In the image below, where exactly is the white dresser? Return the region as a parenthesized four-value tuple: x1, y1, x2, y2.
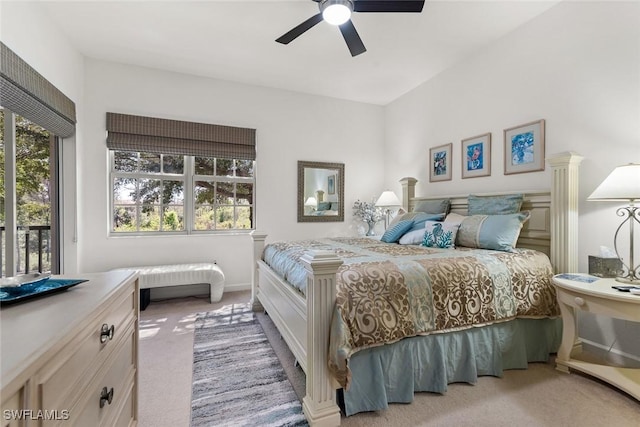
(1, 270, 139, 427)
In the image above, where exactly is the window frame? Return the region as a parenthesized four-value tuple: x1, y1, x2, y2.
(108, 150, 255, 236)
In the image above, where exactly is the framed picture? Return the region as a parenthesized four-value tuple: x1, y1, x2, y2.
(503, 119, 545, 175)
(429, 143, 452, 182)
(327, 174, 336, 195)
(461, 133, 491, 179)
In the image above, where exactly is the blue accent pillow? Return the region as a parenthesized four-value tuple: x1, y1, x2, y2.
(317, 202, 332, 211)
(421, 221, 459, 249)
(456, 212, 530, 252)
(468, 194, 523, 215)
(413, 199, 451, 215)
(408, 212, 446, 231)
(380, 220, 414, 243)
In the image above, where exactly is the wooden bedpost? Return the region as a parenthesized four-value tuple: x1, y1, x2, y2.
(547, 152, 584, 274)
(300, 251, 343, 427)
(399, 177, 417, 212)
(250, 230, 268, 312)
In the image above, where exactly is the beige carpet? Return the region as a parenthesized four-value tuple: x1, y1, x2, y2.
(139, 291, 640, 427)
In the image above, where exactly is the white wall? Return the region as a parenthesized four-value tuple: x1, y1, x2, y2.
(81, 60, 384, 289)
(0, 1, 85, 274)
(383, 1, 640, 358)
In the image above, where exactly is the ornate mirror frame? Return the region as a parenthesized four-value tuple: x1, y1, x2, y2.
(297, 161, 345, 222)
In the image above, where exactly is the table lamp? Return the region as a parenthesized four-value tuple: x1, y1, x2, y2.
(305, 196, 318, 213)
(375, 190, 401, 229)
(587, 163, 640, 284)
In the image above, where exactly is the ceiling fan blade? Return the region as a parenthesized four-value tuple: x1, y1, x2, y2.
(353, 0, 425, 13)
(276, 13, 324, 44)
(339, 20, 366, 57)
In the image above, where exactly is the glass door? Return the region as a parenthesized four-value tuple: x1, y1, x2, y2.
(1, 108, 60, 276)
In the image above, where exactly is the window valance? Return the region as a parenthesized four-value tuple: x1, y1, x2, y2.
(0, 42, 76, 138)
(106, 112, 256, 160)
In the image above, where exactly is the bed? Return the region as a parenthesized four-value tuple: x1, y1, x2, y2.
(250, 152, 582, 426)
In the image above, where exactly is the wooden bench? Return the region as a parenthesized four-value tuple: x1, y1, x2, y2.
(113, 263, 224, 309)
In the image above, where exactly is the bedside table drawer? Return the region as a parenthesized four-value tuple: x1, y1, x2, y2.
(556, 288, 639, 320)
(557, 290, 593, 310)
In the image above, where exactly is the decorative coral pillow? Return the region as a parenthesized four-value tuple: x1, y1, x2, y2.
(421, 221, 459, 249)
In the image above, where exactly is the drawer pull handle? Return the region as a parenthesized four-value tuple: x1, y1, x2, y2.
(99, 387, 114, 408)
(574, 297, 585, 307)
(100, 324, 115, 343)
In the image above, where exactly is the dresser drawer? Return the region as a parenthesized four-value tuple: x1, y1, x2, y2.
(2, 388, 24, 427)
(36, 285, 135, 413)
(68, 325, 136, 427)
(112, 381, 136, 427)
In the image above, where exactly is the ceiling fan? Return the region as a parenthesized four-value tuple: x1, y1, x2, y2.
(276, 0, 425, 57)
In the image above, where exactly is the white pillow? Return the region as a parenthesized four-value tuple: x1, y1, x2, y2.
(398, 226, 426, 245)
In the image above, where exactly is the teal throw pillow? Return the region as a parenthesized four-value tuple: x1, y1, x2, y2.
(380, 220, 414, 243)
(421, 221, 459, 249)
(456, 212, 530, 252)
(468, 194, 523, 215)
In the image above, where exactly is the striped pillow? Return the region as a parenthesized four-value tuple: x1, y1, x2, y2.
(380, 220, 414, 243)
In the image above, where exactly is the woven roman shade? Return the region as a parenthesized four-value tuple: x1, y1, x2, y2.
(106, 113, 256, 160)
(0, 42, 76, 138)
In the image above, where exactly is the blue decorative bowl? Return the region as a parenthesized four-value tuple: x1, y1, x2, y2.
(0, 275, 87, 306)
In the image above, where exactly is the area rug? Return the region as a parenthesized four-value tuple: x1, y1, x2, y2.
(190, 303, 308, 427)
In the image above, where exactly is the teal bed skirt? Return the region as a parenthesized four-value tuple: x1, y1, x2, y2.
(343, 317, 562, 416)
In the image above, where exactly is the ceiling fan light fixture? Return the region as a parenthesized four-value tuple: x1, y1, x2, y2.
(321, 0, 353, 26)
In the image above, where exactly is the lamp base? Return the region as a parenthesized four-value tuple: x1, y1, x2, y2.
(615, 276, 640, 285)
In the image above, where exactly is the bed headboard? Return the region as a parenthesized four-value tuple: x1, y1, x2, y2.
(398, 152, 584, 274)
(408, 191, 551, 256)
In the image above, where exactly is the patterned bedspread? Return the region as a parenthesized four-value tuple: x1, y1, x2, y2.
(262, 237, 559, 389)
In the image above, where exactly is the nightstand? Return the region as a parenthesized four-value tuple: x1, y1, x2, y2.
(552, 274, 640, 400)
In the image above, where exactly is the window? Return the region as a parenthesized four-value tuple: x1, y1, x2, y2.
(111, 151, 254, 233)
(106, 112, 257, 235)
(193, 157, 254, 231)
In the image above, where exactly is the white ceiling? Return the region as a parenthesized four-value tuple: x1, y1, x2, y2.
(38, 0, 560, 105)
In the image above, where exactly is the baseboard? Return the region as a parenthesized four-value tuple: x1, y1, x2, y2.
(150, 282, 250, 301)
(223, 282, 251, 293)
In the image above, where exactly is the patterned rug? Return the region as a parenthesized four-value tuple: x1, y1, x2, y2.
(190, 303, 308, 427)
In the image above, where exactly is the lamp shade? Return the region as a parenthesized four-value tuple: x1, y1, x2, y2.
(587, 163, 640, 201)
(305, 197, 318, 207)
(375, 191, 401, 207)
